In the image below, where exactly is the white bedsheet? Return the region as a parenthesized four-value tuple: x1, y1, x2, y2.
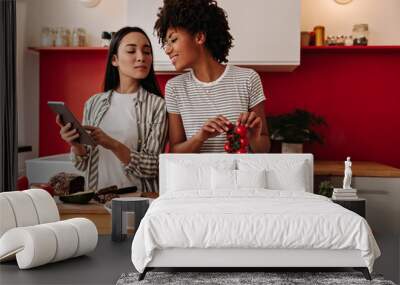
(131, 190, 380, 273)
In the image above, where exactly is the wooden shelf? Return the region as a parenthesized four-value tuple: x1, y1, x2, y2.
(28, 46, 108, 52)
(315, 161, 400, 178)
(301, 45, 400, 53)
(30, 45, 400, 52)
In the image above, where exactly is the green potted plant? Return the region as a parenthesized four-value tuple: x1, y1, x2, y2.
(318, 180, 334, 198)
(267, 109, 327, 153)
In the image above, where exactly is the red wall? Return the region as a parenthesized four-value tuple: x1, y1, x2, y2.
(261, 47, 400, 168)
(38, 47, 400, 168)
(39, 49, 106, 156)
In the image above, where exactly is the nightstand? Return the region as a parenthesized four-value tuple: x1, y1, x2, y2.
(332, 198, 366, 218)
(111, 197, 151, 242)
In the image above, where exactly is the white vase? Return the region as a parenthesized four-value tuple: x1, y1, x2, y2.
(281, 142, 303, 153)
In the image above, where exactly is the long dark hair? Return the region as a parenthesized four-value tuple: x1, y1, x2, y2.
(103, 27, 162, 97)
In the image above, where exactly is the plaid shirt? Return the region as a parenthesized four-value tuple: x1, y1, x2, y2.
(71, 87, 168, 193)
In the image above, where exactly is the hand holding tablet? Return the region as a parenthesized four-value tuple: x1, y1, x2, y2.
(48, 101, 96, 147)
(82, 125, 118, 150)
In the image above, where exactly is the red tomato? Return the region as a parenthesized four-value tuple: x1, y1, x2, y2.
(224, 142, 232, 153)
(235, 125, 247, 137)
(240, 137, 248, 147)
(236, 147, 247, 154)
(227, 122, 234, 131)
(17, 176, 29, 190)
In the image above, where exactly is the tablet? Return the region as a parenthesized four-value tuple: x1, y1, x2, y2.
(48, 101, 96, 146)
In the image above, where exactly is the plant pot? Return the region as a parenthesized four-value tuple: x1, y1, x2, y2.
(270, 140, 282, 153)
(281, 142, 303, 153)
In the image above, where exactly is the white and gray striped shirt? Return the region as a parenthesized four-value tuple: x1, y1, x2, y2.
(166, 65, 266, 152)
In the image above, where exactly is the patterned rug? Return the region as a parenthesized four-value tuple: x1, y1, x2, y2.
(116, 271, 396, 285)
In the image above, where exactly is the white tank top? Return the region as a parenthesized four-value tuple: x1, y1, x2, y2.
(97, 91, 140, 190)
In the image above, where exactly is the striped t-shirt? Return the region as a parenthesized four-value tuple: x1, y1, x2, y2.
(165, 65, 266, 153)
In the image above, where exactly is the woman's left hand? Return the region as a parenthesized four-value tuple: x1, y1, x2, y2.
(237, 111, 262, 140)
(84, 126, 117, 150)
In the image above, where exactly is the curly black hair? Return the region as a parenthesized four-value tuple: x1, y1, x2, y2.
(154, 0, 234, 63)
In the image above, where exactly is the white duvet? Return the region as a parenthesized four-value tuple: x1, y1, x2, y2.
(131, 190, 380, 273)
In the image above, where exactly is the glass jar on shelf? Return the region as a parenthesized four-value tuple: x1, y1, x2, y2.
(40, 27, 51, 47)
(77, 28, 87, 47)
(326, 36, 333, 46)
(71, 29, 79, 47)
(49, 28, 57, 46)
(64, 28, 71, 47)
(337, 35, 345, 46)
(352, 24, 368, 46)
(101, 31, 112, 47)
(313, 25, 325, 46)
(55, 27, 64, 46)
(345, 35, 353, 46)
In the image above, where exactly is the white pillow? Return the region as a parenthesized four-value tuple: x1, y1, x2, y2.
(167, 160, 235, 192)
(211, 168, 267, 190)
(211, 168, 236, 190)
(238, 159, 309, 192)
(167, 163, 209, 191)
(266, 161, 308, 191)
(236, 169, 267, 189)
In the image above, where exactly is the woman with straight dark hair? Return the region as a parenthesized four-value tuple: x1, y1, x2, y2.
(56, 26, 168, 193)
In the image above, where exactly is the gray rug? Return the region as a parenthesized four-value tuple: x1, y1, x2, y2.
(116, 271, 396, 285)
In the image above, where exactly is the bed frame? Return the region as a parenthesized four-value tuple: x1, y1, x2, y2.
(139, 154, 371, 280)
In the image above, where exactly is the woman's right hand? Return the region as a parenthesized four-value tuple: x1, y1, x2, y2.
(195, 115, 231, 142)
(56, 115, 80, 146)
(56, 115, 86, 155)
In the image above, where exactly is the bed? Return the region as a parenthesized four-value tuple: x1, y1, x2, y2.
(131, 154, 380, 280)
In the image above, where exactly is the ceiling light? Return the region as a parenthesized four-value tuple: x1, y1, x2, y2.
(79, 0, 101, 8)
(335, 0, 353, 4)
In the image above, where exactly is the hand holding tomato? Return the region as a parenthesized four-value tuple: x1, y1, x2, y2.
(237, 111, 262, 141)
(196, 115, 231, 142)
(224, 123, 248, 154)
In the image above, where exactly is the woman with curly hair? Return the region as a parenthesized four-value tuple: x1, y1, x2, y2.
(154, 0, 270, 153)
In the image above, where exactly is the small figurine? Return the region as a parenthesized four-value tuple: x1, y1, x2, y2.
(332, 157, 358, 199)
(343, 157, 352, 189)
